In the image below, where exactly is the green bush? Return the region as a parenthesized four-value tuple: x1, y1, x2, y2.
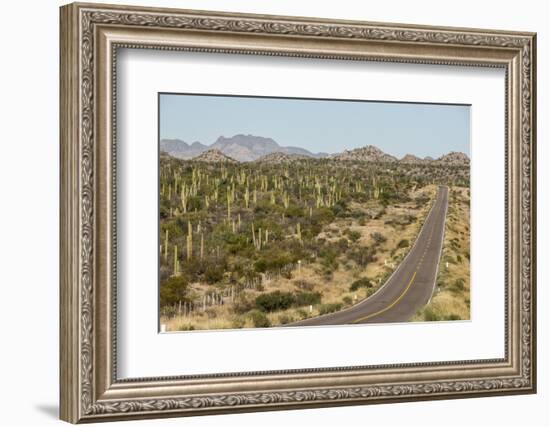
(396, 239, 409, 249)
(255, 291, 295, 312)
(423, 307, 441, 321)
(231, 317, 246, 329)
(247, 309, 271, 327)
(160, 275, 189, 307)
(342, 296, 353, 305)
(450, 278, 466, 294)
(349, 277, 373, 292)
(278, 314, 294, 325)
(318, 302, 343, 315)
(254, 249, 293, 273)
(294, 291, 322, 307)
(446, 314, 461, 321)
(371, 232, 387, 244)
(345, 229, 361, 243)
(204, 264, 225, 284)
(232, 294, 256, 314)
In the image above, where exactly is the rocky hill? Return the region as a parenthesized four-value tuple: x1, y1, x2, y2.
(332, 145, 398, 163)
(255, 152, 311, 164)
(436, 151, 470, 166)
(193, 149, 237, 163)
(400, 154, 425, 164)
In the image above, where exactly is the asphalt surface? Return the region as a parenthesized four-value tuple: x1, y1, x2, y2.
(290, 186, 449, 326)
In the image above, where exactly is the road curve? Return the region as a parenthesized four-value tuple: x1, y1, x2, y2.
(289, 186, 449, 326)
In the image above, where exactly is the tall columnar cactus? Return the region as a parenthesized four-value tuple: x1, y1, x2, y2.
(244, 187, 250, 208)
(283, 192, 290, 209)
(173, 245, 180, 276)
(200, 233, 204, 260)
(296, 222, 302, 242)
(258, 227, 262, 250)
(227, 190, 232, 221)
(180, 184, 188, 213)
(373, 185, 380, 199)
(164, 229, 169, 262)
(186, 220, 193, 261)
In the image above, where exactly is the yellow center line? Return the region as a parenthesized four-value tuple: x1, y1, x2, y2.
(353, 271, 417, 323)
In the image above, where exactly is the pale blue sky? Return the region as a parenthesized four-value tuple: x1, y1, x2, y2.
(159, 93, 470, 158)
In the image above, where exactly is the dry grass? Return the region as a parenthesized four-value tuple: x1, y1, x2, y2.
(412, 186, 470, 321)
(161, 185, 439, 331)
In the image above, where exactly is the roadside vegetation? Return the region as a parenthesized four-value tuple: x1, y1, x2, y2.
(413, 187, 471, 322)
(159, 155, 470, 331)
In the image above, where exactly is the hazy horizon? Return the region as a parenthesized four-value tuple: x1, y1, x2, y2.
(160, 93, 470, 159)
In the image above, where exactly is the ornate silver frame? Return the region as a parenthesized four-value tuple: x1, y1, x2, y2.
(60, 2, 536, 423)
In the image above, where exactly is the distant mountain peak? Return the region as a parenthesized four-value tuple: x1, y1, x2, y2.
(161, 134, 324, 162)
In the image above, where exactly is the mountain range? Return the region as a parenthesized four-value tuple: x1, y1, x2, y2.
(160, 134, 469, 166)
(161, 134, 328, 162)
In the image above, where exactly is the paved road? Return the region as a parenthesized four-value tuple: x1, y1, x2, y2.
(289, 186, 449, 326)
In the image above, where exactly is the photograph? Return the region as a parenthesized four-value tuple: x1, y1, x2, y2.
(158, 93, 471, 331)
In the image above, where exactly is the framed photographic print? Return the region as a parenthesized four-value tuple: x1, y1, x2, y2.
(60, 2, 537, 423)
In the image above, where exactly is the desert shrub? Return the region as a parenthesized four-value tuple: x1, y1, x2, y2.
(374, 208, 386, 219)
(160, 275, 189, 307)
(371, 232, 387, 244)
(456, 254, 463, 263)
(397, 239, 409, 249)
(423, 307, 441, 321)
(293, 280, 315, 291)
(342, 296, 353, 305)
(232, 294, 256, 314)
(312, 207, 335, 224)
(446, 314, 461, 321)
(349, 277, 373, 292)
(344, 229, 361, 243)
(231, 317, 246, 329)
(255, 291, 295, 312)
(247, 310, 271, 328)
(294, 291, 322, 307)
(337, 238, 349, 252)
(254, 249, 293, 273)
(450, 278, 466, 294)
(186, 195, 203, 211)
(347, 247, 375, 267)
(318, 302, 343, 315)
(204, 264, 225, 284)
(295, 309, 309, 320)
(331, 200, 348, 217)
(319, 247, 339, 270)
(284, 205, 304, 218)
(278, 314, 294, 325)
